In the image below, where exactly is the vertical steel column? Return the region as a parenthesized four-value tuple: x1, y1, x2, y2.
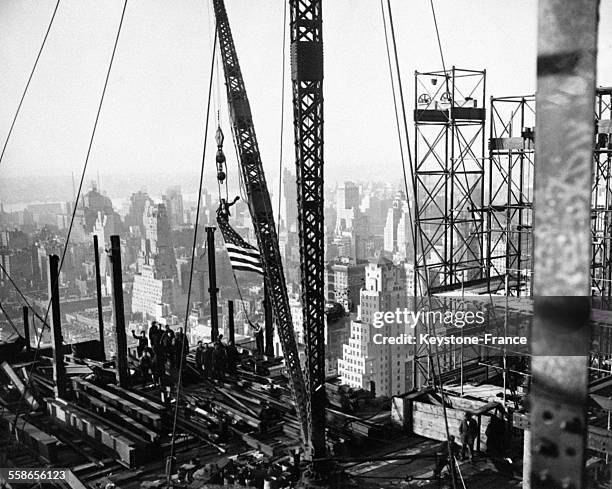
(213, 0, 309, 446)
(93, 235, 105, 359)
(531, 0, 599, 487)
(227, 300, 235, 344)
(264, 282, 274, 357)
(206, 227, 219, 342)
(22, 306, 30, 349)
(48, 254, 67, 399)
(109, 236, 129, 388)
(290, 0, 326, 462)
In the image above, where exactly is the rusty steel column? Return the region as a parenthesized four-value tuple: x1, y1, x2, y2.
(206, 227, 219, 342)
(22, 306, 30, 350)
(264, 282, 274, 357)
(228, 300, 235, 344)
(531, 0, 599, 487)
(48, 254, 67, 399)
(93, 235, 105, 359)
(109, 235, 129, 388)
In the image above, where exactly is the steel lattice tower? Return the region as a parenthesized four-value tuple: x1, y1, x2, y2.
(413, 68, 486, 293)
(592, 87, 612, 301)
(487, 95, 535, 296)
(289, 0, 326, 462)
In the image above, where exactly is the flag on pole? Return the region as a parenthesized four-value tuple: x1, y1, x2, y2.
(216, 213, 264, 275)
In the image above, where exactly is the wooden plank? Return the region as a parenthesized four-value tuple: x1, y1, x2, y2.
(73, 379, 161, 429)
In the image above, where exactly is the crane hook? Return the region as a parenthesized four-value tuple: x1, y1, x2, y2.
(215, 126, 226, 183)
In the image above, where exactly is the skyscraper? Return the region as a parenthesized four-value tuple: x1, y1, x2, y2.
(163, 186, 185, 229)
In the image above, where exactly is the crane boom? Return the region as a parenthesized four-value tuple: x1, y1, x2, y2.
(289, 0, 327, 461)
(212, 0, 309, 446)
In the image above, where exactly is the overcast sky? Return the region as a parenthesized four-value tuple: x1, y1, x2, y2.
(1, 0, 611, 190)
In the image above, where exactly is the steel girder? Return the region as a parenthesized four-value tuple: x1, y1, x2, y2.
(212, 0, 309, 446)
(289, 0, 327, 461)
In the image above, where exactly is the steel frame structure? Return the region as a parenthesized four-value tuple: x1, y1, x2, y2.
(212, 0, 309, 446)
(289, 0, 326, 462)
(592, 87, 612, 300)
(413, 67, 487, 292)
(486, 95, 535, 296)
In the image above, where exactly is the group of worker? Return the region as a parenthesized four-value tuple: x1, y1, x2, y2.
(194, 334, 239, 380)
(131, 322, 190, 386)
(433, 411, 479, 479)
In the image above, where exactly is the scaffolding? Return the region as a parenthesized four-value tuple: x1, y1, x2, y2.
(592, 87, 612, 301)
(486, 95, 535, 296)
(413, 67, 486, 293)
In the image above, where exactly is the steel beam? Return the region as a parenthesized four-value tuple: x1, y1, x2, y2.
(109, 235, 129, 388)
(93, 235, 105, 359)
(228, 300, 235, 344)
(48, 254, 67, 399)
(264, 282, 274, 357)
(531, 0, 599, 487)
(22, 306, 30, 349)
(206, 227, 219, 342)
(290, 0, 327, 463)
(212, 0, 309, 446)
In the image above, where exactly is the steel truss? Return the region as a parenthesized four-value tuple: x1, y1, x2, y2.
(486, 95, 535, 296)
(289, 0, 326, 461)
(592, 87, 612, 300)
(413, 67, 487, 292)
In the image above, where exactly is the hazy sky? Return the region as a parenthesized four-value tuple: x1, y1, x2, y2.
(1, 1, 611, 190)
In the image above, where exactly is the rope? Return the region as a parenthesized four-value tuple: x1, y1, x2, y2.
(276, 0, 288, 236)
(382, 0, 431, 297)
(12, 0, 129, 433)
(0, 0, 60, 167)
(168, 26, 218, 466)
(429, 0, 449, 92)
(0, 302, 23, 339)
(0, 262, 51, 328)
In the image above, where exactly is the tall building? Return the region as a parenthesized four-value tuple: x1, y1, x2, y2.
(280, 168, 298, 233)
(163, 186, 185, 229)
(332, 258, 367, 312)
(338, 256, 412, 396)
(125, 191, 151, 234)
(336, 182, 360, 233)
(132, 202, 178, 320)
(383, 191, 413, 260)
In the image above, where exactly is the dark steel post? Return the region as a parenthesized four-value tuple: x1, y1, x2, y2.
(531, 1, 599, 487)
(264, 282, 274, 357)
(48, 254, 67, 399)
(93, 235, 105, 359)
(109, 235, 129, 388)
(206, 227, 219, 342)
(22, 306, 30, 349)
(228, 300, 235, 344)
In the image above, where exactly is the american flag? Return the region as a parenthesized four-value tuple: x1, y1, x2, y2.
(216, 213, 263, 275)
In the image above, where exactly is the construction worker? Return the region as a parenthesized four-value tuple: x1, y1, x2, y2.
(160, 325, 175, 368)
(203, 343, 214, 379)
(131, 329, 149, 357)
(433, 435, 459, 479)
(195, 340, 205, 374)
(139, 348, 153, 387)
(149, 321, 162, 357)
(212, 342, 226, 379)
(459, 411, 478, 462)
(174, 327, 189, 370)
(217, 196, 240, 220)
(226, 339, 238, 375)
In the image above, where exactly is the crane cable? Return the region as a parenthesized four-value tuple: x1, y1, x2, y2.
(168, 26, 218, 468)
(12, 0, 129, 434)
(0, 301, 23, 339)
(276, 0, 288, 236)
(0, 0, 60, 167)
(381, 4, 458, 488)
(429, 0, 449, 92)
